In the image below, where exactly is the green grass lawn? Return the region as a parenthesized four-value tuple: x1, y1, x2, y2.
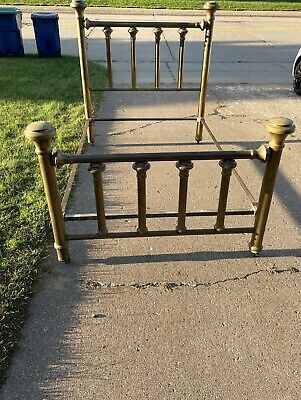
(0, 55, 105, 381)
(0, 0, 301, 10)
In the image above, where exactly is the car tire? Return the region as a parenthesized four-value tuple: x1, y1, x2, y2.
(293, 60, 301, 95)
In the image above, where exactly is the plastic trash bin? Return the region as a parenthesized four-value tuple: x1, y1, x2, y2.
(0, 7, 24, 56)
(31, 13, 61, 57)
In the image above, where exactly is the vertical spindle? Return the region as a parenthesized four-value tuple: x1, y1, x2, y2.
(154, 27, 163, 89)
(177, 27, 188, 90)
(214, 159, 237, 232)
(89, 163, 108, 235)
(176, 160, 194, 233)
(129, 27, 138, 89)
(103, 26, 113, 88)
(132, 162, 151, 234)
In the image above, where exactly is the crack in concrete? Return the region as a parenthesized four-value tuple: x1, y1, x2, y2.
(165, 61, 177, 84)
(106, 120, 164, 136)
(86, 27, 96, 40)
(106, 114, 197, 136)
(79, 267, 300, 292)
(208, 103, 265, 124)
(162, 32, 176, 63)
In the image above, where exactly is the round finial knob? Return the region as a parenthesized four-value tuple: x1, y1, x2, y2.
(203, 1, 219, 11)
(70, 0, 86, 10)
(25, 121, 56, 141)
(266, 117, 295, 135)
(266, 117, 295, 151)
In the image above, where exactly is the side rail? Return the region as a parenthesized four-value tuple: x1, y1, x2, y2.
(25, 118, 295, 262)
(70, 0, 218, 143)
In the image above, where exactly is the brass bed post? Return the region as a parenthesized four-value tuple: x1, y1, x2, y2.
(25, 122, 70, 262)
(195, 1, 218, 143)
(249, 118, 295, 255)
(70, 0, 94, 144)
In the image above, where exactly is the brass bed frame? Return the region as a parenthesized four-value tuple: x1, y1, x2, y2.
(25, 0, 295, 262)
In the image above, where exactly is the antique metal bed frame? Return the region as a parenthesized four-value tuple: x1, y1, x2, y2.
(25, 0, 295, 262)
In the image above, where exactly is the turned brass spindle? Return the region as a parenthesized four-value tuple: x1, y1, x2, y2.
(132, 162, 151, 234)
(177, 27, 188, 90)
(249, 117, 295, 255)
(176, 160, 194, 233)
(70, 0, 94, 144)
(103, 26, 113, 88)
(195, 1, 218, 142)
(128, 27, 138, 89)
(154, 27, 163, 89)
(89, 163, 108, 235)
(214, 159, 237, 232)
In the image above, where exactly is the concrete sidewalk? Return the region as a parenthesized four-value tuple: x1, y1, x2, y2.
(2, 7, 301, 400)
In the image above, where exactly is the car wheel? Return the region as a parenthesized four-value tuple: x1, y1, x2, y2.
(293, 60, 301, 95)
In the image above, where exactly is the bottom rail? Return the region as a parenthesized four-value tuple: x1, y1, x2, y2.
(64, 209, 254, 221)
(67, 227, 254, 240)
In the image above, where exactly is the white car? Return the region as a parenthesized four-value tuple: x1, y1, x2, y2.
(293, 48, 301, 95)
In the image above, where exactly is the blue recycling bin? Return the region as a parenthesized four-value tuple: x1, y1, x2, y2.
(31, 12, 61, 57)
(0, 8, 24, 56)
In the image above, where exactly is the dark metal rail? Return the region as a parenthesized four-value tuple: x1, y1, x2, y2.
(90, 87, 202, 92)
(93, 117, 197, 122)
(67, 227, 254, 241)
(85, 19, 207, 30)
(55, 150, 259, 168)
(64, 210, 255, 221)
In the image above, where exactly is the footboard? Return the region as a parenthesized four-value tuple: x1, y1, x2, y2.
(25, 117, 295, 262)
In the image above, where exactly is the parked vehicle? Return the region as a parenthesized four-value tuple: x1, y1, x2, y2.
(293, 48, 301, 95)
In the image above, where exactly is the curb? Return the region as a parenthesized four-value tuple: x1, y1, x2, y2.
(11, 5, 301, 18)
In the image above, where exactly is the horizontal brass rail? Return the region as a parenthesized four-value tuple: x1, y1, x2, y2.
(55, 150, 260, 168)
(66, 227, 254, 241)
(85, 19, 206, 30)
(93, 117, 196, 122)
(64, 210, 255, 221)
(90, 87, 201, 92)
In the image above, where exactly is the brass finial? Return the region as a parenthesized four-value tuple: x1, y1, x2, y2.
(266, 117, 295, 151)
(25, 121, 55, 141)
(178, 27, 188, 40)
(203, 1, 219, 12)
(70, 0, 86, 10)
(128, 26, 138, 40)
(154, 27, 163, 41)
